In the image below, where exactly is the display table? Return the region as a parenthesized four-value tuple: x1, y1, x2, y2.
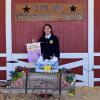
(24, 68, 75, 98)
(0, 68, 75, 100)
(24, 70, 62, 96)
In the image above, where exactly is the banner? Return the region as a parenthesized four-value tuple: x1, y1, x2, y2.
(26, 42, 41, 64)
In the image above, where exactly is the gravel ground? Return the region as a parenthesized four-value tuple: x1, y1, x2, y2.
(0, 73, 99, 100)
(0, 87, 100, 100)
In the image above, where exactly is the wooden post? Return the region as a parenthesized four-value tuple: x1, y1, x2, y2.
(25, 72, 28, 94)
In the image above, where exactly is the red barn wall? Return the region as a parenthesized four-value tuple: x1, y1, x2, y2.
(0, 0, 6, 80)
(0, 0, 6, 53)
(12, 0, 88, 53)
(0, 0, 90, 82)
(9, 0, 88, 81)
(94, 0, 100, 86)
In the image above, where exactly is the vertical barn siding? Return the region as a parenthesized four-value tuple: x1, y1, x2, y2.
(0, 57, 6, 67)
(94, 0, 100, 85)
(0, 0, 6, 53)
(94, 0, 100, 52)
(0, 0, 6, 80)
(12, 0, 88, 53)
(0, 71, 6, 80)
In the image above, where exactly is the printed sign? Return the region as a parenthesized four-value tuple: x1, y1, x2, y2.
(16, 3, 84, 21)
(26, 42, 41, 64)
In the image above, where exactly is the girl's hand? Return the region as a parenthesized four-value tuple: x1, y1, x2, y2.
(32, 38, 36, 43)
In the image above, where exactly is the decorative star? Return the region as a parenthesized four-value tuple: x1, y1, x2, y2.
(69, 5, 77, 12)
(23, 5, 30, 13)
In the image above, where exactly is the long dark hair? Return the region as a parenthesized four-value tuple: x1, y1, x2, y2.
(40, 24, 54, 39)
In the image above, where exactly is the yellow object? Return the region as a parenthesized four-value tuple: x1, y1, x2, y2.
(68, 89, 75, 96)
(44, 65, 51, 73)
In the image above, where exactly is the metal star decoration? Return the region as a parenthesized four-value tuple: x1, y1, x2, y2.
(23, 5, 30, 13)
(69, 5, 77, 12)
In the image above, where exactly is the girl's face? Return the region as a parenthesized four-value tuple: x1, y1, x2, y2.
(44, 25, 51, 35)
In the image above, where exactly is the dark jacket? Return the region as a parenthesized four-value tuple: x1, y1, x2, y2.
(39, 34, 60, 60)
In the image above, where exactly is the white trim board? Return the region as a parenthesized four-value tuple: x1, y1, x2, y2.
(88, 0, 94, 87)
(94, 78, 100, 82)
(6, 0, 12, 80)
(0, 54, 6, 57)
(94, 66, 100, 69)
(0, 67, 7, 70)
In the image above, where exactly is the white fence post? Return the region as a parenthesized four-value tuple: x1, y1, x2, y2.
(6, 0, 12, 80)
(88, 0, 94, 87)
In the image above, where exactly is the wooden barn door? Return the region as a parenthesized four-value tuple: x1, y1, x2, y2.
(1, 0, 96, 87)
(10, 0, 89, 86)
